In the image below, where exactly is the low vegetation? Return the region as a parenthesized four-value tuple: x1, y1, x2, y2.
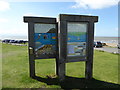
(2, 43, 120, 88)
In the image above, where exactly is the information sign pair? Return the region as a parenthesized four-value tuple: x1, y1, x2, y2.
(24, 14, 98, 81)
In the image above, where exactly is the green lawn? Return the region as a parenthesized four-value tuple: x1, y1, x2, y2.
(2, 43, 120, 88)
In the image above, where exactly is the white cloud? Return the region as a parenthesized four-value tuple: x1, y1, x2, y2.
(2, 0, 74, 2)
(72, 0, 119, 9)
(23, 13, 42, 17)
(0, 18, 28, 36)
(0, 1, 10, 11)
(23, 12, 56, 17)
(0, 25, 28, 36)
(0, 18, 8, 23)
(87, 13, 92, 16)
(23, 13, 54, 17)
(115, 27, 118, 31)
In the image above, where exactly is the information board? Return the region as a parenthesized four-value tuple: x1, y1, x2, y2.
(34, 23, 57, 58)
(24, 15, 98, 80)
(67, 22, 87, 57)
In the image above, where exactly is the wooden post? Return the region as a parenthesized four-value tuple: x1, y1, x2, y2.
(55, 59, 58, 76)
(85, 21, 94, 79)
(58, 20, 67, 81)
(28, 22, 35, 78)
(58, 62, 65, 81)
(29, 55, 35, 78)
(55, 23, 59, 76)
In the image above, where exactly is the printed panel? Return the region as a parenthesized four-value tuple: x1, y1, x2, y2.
(34, 24, 56, 58)
(67, 22, 87, 57)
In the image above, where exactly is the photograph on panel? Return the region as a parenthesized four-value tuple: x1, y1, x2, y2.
(34, 24, 56, 58)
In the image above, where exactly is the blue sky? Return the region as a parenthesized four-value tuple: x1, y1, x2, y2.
(0, 0, 119, 39)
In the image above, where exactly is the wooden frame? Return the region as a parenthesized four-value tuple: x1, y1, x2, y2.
(24, 16, 58, 78)
(58, 14, 98, 80)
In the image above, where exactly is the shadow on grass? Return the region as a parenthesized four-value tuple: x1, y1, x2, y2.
(33, 76, 120, 89)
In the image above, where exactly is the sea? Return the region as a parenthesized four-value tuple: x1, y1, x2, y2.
(0, 36, 119, 44)
(94, 37, 119, 44)
(1, 35, 28, 41)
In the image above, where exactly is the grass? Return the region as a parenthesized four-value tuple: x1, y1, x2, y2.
(1, 43, 120, 88)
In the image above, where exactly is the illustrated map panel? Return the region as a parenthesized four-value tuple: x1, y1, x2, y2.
(67, 22, 87, 57)
(34, 24, 56, 58)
